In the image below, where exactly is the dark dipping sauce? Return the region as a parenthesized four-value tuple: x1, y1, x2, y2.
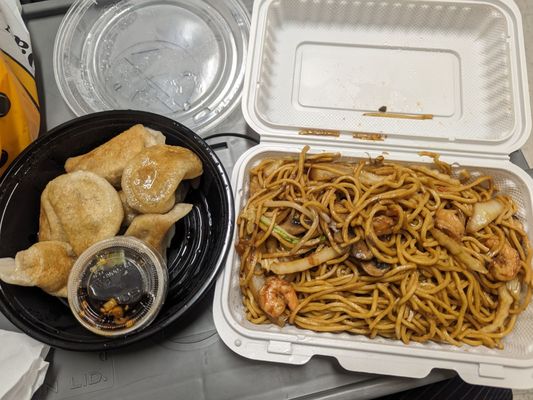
(76, 247, 156, 331)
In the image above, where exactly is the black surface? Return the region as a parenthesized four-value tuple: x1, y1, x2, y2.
(0, 110, 234, 351)
(0, 92, 11, 117)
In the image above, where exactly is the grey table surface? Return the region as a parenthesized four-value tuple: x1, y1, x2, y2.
(1, 0, 529, 399)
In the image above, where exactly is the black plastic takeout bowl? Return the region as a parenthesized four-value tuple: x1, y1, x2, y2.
(0, 110, 234, 350)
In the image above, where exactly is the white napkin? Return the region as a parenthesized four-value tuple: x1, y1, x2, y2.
(0, 330, 50, 400)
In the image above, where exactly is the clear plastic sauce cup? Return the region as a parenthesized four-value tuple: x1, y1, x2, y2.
(68, 236, 168, 336)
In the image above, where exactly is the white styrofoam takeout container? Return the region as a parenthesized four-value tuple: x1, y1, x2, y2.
(213, 0, 533, 389)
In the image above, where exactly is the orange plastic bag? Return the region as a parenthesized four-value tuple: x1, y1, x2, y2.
(0, 0, 40, 176)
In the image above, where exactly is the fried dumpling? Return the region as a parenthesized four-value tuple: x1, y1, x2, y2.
(118, 181, 191, 230)
(39, 184, 68, 244)
(0, 241, 76, 297)
(39, 171, 124, 255)
(122, 145, 203, 214)
(65, 124, 166, 187)
(118, 190, 139, 228)
(125, 203, 193, 257)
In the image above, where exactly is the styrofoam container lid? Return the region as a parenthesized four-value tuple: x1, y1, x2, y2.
(242, 0, 531, 156)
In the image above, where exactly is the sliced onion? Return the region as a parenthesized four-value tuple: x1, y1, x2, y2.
(241, 207, 256, 235)
(466, 199, 504, 233)
(506, 278, 521, 300)
(481, 286, 513, 333)
(359, 170, 387, 186)
(319, 211, 331, 224)
(412, 165, 460, 185)
(249, 273, 265, 300)
(263, 160, 284, 177)
(431, 229, 487, 274)
(270, 247, 343, 274)
(309, 164, 353, 181)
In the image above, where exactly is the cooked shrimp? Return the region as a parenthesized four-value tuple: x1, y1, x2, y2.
(372, 215, 395, 236)
(435, 209, 465, 240)
(486, 237, 521, 281)
(259, 276, 299, 320)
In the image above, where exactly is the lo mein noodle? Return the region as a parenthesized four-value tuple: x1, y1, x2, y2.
(236, 147, 532, 348)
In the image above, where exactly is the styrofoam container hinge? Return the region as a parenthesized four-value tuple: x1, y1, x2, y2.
(258, 133, 514, 162)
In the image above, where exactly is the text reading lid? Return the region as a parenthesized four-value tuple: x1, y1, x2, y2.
(242, 0, 531, 157)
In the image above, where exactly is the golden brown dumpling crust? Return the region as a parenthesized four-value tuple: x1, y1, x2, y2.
(125, 203, 193, 256)
(38, 171, 124, 255)
(0, 241, 76, 297)
(121, 145, 203, 214)
(64, 124, 165, 187)
(119, 190, 139, 228)
(39, 185, 68, 243)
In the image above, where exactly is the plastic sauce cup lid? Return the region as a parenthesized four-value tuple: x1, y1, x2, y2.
(67, 236, 168, 337)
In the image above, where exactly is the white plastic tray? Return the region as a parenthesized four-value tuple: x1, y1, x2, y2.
(214, 0, 533, 389)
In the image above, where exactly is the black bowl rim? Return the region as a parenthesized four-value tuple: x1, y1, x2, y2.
(0, 110, 235, 351)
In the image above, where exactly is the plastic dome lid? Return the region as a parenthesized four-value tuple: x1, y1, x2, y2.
(54, 0, 250, 133)
(68, 236, 168, 337)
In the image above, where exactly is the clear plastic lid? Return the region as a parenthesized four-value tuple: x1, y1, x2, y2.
(54, 0, 250, 133)
(68, 237, 168, 337)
